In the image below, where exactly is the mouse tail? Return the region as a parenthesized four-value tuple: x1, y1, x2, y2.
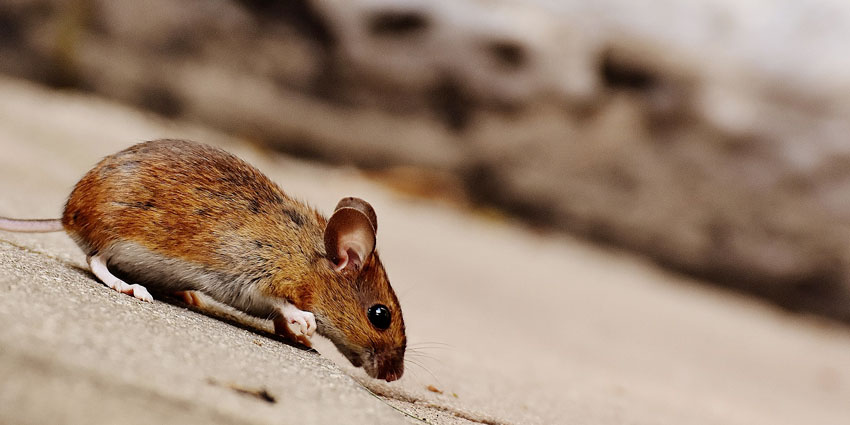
(0, 217, 64, 233)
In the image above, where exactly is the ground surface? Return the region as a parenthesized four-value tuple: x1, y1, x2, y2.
(1, 77, 850, 425)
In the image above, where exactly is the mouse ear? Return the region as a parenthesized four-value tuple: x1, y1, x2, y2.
(324, 197, 377, 273)
(334, 196, 377, 233)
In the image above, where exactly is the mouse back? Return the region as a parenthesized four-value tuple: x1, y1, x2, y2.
(63, 140, 322, 260)
(61, 139, 329, 315)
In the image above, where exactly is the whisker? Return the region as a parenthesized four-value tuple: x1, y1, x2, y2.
(406, 347, 445, 357)
(405, 352, 440, 363)
(407, 347, 452, 354)
(408, 341, 455, 350)
(399, 363, 429, 388)
(405, 358, 442, 387)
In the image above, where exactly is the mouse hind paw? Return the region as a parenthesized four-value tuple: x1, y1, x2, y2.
(87, 254, 153, 302)
(175, 290, 204, 307)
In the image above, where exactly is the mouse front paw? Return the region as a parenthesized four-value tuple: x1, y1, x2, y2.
(273, 302, 316, 347)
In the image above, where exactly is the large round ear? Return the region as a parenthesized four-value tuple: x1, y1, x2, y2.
(324, 197, 378, 273)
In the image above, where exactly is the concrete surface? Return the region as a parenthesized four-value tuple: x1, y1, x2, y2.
(1, 76, 850, 425)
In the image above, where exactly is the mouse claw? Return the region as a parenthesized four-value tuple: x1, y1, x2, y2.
(129, 284, 154, 302)
(274, 302, 316, 347)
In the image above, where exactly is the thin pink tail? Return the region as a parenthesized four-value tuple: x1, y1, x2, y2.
(0, 217, 64, 233)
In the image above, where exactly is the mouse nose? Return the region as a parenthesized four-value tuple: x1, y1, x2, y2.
(374, 356, 404, 382)
(377, 366, 403, 382)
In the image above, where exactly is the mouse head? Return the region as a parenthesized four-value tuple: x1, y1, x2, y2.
(317, 197, 406, 381)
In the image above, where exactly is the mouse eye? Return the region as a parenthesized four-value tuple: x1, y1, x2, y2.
(367, 304, 391, 330)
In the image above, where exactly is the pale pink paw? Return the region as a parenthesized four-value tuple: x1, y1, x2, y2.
(87, 254, 154, 303)
(106, 278, 131, 293)
(128, 284, 153, 302)
(282, 302, 316, 337)
(109, 279, 152, 303)
(273, 302, 316, 347)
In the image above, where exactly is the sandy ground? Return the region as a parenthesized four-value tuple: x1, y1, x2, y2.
(1, 76, 849, 425)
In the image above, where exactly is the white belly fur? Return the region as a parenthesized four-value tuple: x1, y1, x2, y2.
(100, 241, 278, 318)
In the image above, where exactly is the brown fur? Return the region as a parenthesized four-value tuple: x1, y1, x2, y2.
(62, 139, 405, 380)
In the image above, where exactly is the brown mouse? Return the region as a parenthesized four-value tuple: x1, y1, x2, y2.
(0, 139, 406, 381)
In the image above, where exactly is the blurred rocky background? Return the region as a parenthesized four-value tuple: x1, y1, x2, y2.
(2, 0, 850, 320)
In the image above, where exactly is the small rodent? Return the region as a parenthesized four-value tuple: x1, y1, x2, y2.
(0, 139, 405, 381)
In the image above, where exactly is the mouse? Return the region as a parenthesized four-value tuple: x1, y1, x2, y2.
(0, 139, 406, 381)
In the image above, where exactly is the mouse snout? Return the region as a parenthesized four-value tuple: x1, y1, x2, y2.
(376, 363, 404, 382)
(364, 347, 405, 382)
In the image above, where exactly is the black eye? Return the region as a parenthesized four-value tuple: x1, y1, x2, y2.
(367, 304, 391, 330)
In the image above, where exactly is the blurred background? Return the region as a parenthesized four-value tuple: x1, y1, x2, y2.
(2, 0, 850, 322)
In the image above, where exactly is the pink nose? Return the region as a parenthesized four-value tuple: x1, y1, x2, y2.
(380, 370, 402, 382)
(376, 362, 404, 382)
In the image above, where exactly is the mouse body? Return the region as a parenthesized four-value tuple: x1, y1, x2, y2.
(0, 139, 405, 381)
